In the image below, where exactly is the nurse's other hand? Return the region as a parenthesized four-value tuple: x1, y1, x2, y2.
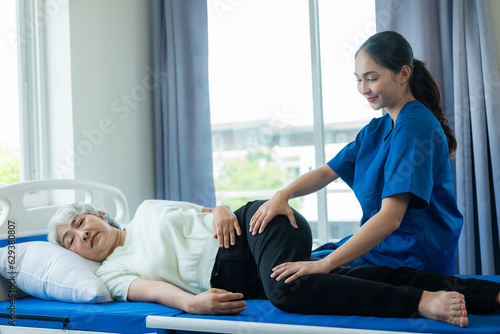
(187, 288, 246, 315)
(271, 260, 330, 283)
(249, 191, 297, 235)
(212, 205, 241, 248)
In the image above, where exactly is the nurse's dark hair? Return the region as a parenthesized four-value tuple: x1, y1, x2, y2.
(355, 31, 457, 159)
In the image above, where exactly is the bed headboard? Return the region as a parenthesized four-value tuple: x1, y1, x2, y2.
(0, 179, 130, 240)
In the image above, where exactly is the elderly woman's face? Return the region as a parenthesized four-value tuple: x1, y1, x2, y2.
(56, 212, 119, 262)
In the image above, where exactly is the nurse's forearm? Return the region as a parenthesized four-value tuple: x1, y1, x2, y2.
(281, 164, 338, 199)
(322, 193, 411, 270)
(322, 213, 400, 269)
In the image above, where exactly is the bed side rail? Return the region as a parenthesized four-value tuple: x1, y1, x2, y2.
(0, 179, 130, 240)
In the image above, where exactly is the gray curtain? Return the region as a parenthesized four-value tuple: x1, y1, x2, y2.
(376, 0, 500, 274)
(152, 0, 216, 207)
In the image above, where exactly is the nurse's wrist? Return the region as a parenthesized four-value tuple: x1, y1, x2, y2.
(316, 258, 333, 273)
(275, 189, 293, 201)
(322, 255, 341, 271)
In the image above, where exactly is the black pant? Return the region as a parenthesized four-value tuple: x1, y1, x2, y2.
(211, 200, 500, 317)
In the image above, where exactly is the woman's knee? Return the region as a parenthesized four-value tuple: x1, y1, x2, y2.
(267, 274, 357, 315)
(236, 200, 312, 236)
(266, 280, 298, 312)
(265, 278, 318, 314)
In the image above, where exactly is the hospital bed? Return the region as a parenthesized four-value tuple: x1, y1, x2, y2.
(0, 179, 498, 334)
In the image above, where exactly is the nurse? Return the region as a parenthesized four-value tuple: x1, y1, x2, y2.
(250, 31, 463, 278)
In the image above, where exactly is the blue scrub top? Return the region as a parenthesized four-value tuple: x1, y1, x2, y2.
(325, 100, 463, 275)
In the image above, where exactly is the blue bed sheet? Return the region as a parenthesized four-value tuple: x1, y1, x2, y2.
(0, 297, 182, 333)
(0, 276, 499, 334)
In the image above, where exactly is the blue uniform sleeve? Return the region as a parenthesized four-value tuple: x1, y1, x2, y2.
(382, 117, 446, 209)
(327, 126, 366, 189)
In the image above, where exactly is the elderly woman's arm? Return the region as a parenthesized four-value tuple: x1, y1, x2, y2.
(128, 278, 247, 314)
(203, 205, 241, 249)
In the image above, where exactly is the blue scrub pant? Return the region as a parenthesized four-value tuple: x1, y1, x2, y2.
(210, 200, 500, 317)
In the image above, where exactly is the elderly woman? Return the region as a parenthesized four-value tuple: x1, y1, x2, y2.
(48, 199, 500, 328)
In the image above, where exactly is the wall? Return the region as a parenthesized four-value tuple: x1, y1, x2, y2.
(44, 0, 155, 214)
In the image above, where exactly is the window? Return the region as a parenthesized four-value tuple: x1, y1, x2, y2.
(318, 0, 378, 243)
(207, 0, 378, 246)
(0, 0, 22, 184)
(0, 0, 45, 185)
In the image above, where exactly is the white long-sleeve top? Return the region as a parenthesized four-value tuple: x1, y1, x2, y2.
(96, 200, 219, 301)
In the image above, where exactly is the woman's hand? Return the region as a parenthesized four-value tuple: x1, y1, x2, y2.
(128, 279, 245, 315)
(271, 260, 331, 284)
(212, 205, 241, 248)
(186, 288, 246, 315)
(249, 191, 297, 235)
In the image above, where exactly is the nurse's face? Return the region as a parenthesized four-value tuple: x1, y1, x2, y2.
(354, 49, 409, 114)
(57, 212, 119, 262)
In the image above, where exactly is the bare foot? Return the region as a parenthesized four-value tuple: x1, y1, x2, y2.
(418, 291, 468, 327)
(496, 292, 500, 310)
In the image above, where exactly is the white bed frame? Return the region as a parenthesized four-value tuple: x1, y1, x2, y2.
(147, 316, 406, 334)
(0, 179, 130, 241)
(0, 179, 140, 334)
(0, 179, 417, 334)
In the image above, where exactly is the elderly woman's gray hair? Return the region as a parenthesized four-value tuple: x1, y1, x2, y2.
(47, 202, 121, 246)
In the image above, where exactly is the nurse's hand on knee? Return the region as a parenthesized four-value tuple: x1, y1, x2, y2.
(187, 288, 246, 315)
(271, 260, 330, 283)
(249, 193, 297, 235)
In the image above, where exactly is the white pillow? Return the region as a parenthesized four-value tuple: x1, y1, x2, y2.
(0, 241, 112, 303)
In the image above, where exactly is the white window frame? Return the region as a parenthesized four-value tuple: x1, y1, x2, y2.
(16, 0, 48, 183)
(309, 0, 328, 245)
(15, 0, 49, 208)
